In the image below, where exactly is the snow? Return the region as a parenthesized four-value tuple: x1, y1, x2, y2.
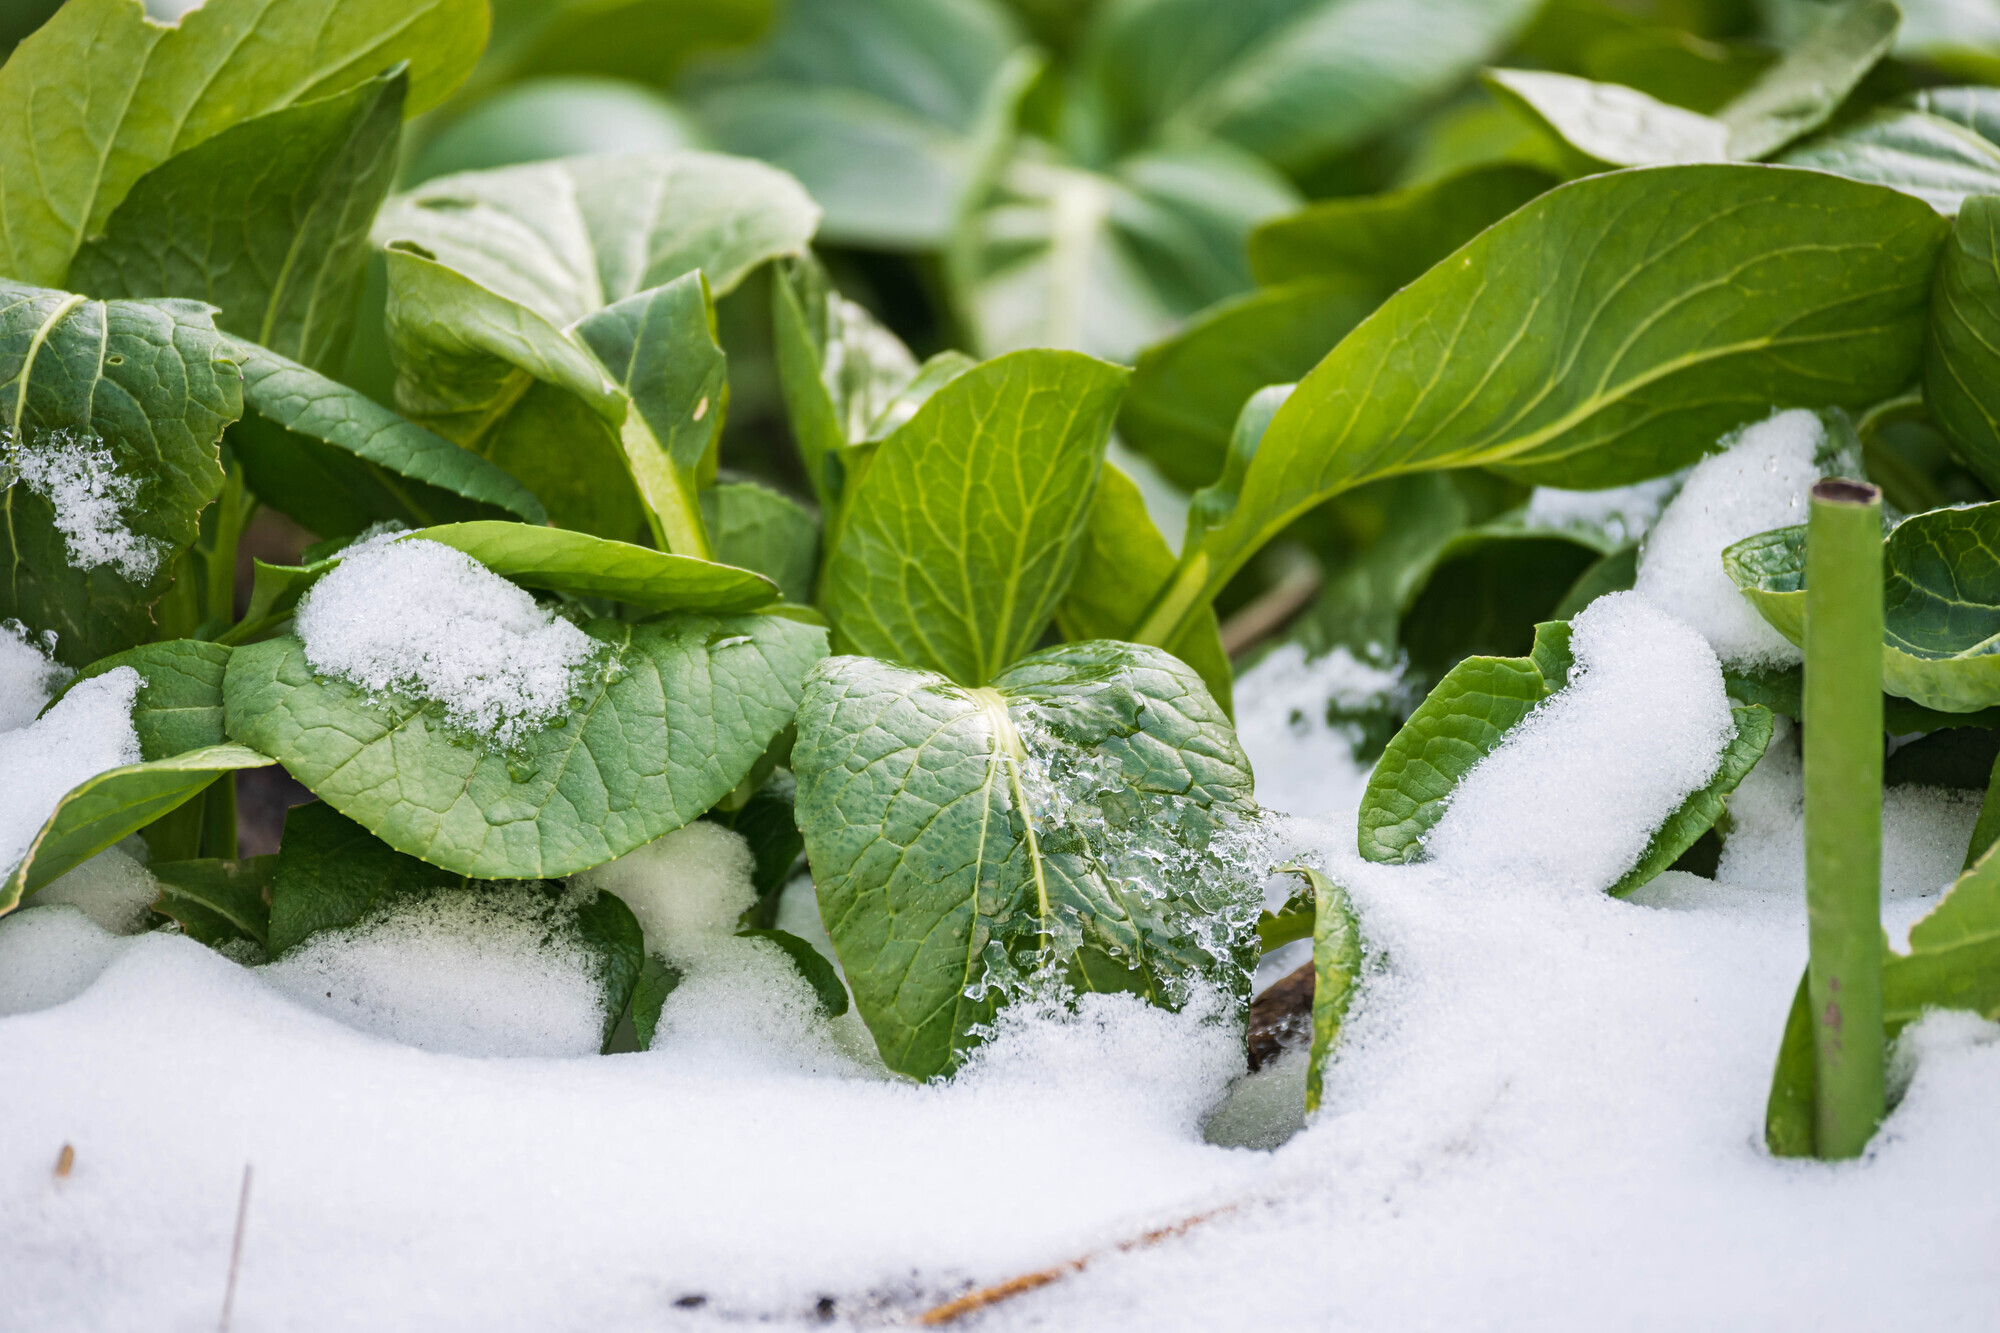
(1234, 644, 1407, 816)
(0, 667, 142, 880)
(259, 885, 612, 1058)
(0, 908, 132, 1017)
(0, 619, 69, 730)
(573, 821, 757, 965)
(295, 537, 596, 747)
(1525, 474, 1680, 546)
(23, 844, 159, 935)
(1424, 592, 1736, 891)
(1633, 408, 1826, 667)
(6, 428, 166, 580)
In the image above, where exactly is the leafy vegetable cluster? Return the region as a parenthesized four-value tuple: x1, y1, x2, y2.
(3, 0, 1999, 1098)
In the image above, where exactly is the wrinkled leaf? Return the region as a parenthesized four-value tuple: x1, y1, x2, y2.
(0, 283, 242, 664)
(224, 614, 826, 880)
(69, 639, 230, 758)
(793, 641, 1259, 1079)
(824, 349, 1127, 686)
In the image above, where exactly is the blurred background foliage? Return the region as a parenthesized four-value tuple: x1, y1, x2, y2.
(19, 0, 2000, 753)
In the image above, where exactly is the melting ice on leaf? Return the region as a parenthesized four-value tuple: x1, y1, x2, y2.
(792, 640, 1261, 1080)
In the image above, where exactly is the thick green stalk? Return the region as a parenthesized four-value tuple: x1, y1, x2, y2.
(1802, 478, 1885, 1159)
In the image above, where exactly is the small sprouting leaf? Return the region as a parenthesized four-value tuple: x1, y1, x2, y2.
(1724, 503, 2000, 713)
(793, 641, 1259, 1080)
(0, 0, 486, 287)
(68, 69, 408, 373)
(150, 855, 277, 950)
(624, 951, 685, 1051)
(230, 339, 545, 537)
(0, 744, 274, 914)
(1297, 864, 1360, 1115)
(1055, 465, 1233, 717)
(223, 614, 827, 881)
(406, 522, 780, 613)
(0, 283, 242, 664)
(823, 349, 1128, 686)
(1764, 970, 1817, 1157)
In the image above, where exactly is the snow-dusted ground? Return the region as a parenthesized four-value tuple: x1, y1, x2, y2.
(5, 420, 1998, 1330)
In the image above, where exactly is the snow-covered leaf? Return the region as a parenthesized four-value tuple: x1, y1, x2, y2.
(1297, 864, 1360, 1115)
(792, 641, 1259, 1079)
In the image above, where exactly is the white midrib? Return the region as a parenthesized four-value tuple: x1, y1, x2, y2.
(969, 686, 1051, 933)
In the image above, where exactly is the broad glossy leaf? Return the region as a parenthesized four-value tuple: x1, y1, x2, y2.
(0, 743, 273, 913)
(1484, 69, 1730, 169)
(0, 283, 242, 665)
(1778, 109, 2000, 215)
(1395, 520, 1611, 681)
(67, 69, 406, 372)
(404, 522, 780, 613)
(1716, 0, 1899, 159)
(1120, 278, 1376, 493)
(151, 854, 277, 950)
(266, 801, 645, 1045)
(1134, 166, 1946, 647)
(374, 153, 819, 326)
(223, 614, 826, 880)
(0, 0, 484, 288)
(793, 641, 1259, 1079)
(1924, 196, 2000, 492)
(823, 349, 1127, 686)
(1247, 164, 1554, 290)
(70, 639, 230, 758)
(1725, 504, 2000, 712)
(700, 481, 819, 605)
(958, 143, 1299, 363)
(231, 339, 545, 537)
(1054, 464, 1233, 716)
(1080, 0, 1540, 171)
(1299, 864, 1360, 1115)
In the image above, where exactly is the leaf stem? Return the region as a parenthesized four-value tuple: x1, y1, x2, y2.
(1803, 477, 1885, 1158)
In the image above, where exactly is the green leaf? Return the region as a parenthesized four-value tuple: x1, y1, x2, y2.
(1725, 504, 2000, 713)
(1120, 279, 1377, 494)
(1765, 970, 1817, 1157)
(0, 283, 243, 665)
(1606, 706, 1774, 896)
(223, 614, 827, 880)
(1778, 109, 2000, 215)
(231, 339, 547, 538)
(824, 349, 1127, 686)
(792, 641, 1259, 1080)
(1135, 166, 1947, 648)
(1552, 544, 1640, 620)
(1483, 69, 1731, 169)
(265, 801, 645, 1046)
(221, 558, 336, 647)
(0, 0, 485, 288)
(956, 141, 1299, 363)
(374, 152, 817, 544)
(624, 951, 685, 1050)
(409, 78, 706, 184)
(1055, 464, 1234, 717)
(67, 68, 406, 373)
(1358, 624, 1569, 864)
(1298, 864, 1360, 1115)
(1715, 0, 1900, 160)
(1903, 85, 2000, 144)
(69, 639, 231, 759)
(769, 253, 925, 513)
(402, 522, 780, 613)
(1079, 0, 1540, 172)
(738, 927, 850, 1017)
(572, 270, 727, 557)
(1924, 196, 2000, 493)
(1247, 163, 1554, 290)
(701, 481, 820, 606)
(1722, 663, 2000, 734)
(480, 0, 771, 90)
(1582, 30, 1773, 115)
(150, 854, 277, 950)
(0, 744, 273, 914)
